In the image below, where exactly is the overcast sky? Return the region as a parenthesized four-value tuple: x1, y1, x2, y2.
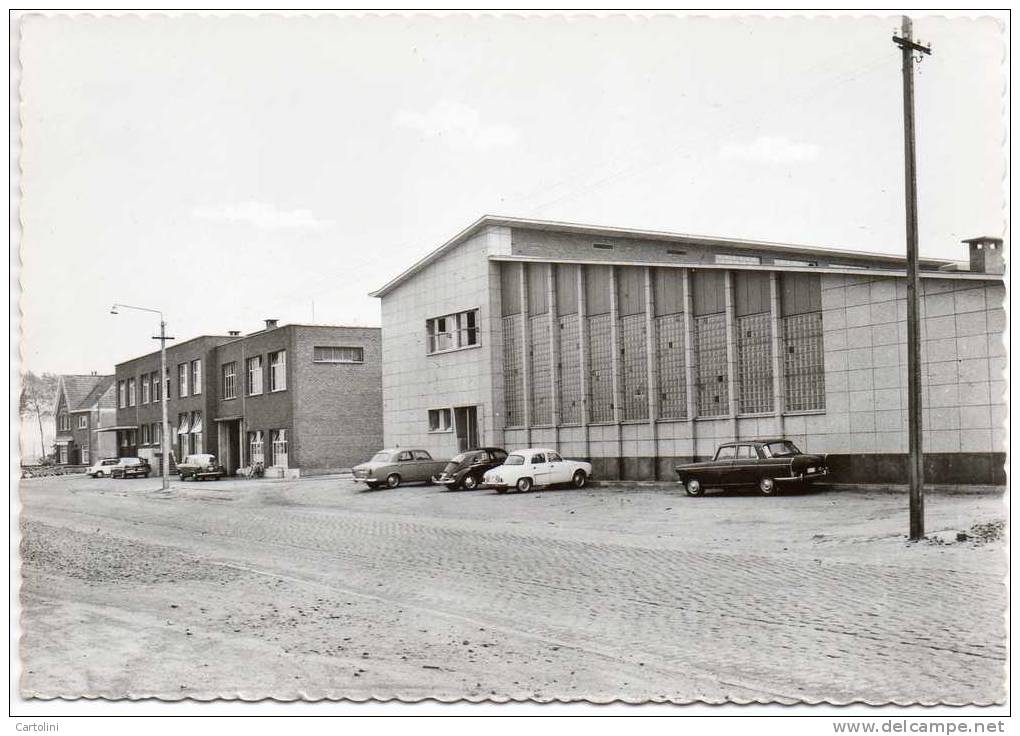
(16, 13, 1005, 376)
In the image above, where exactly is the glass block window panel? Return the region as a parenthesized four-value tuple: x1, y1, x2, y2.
(695, 313, 729, 416)
(736, 312, 774, 414)
(619, 313, 648, 420)
(529, 315, 552, 425)
(502, 314, 525, 427)
(782, 312, 825, 411)
(655, 314, 687, 419)
(587, 313, 614, 423)
(557, 315, 582, 424)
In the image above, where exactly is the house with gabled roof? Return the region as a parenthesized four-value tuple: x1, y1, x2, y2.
(53, 373, 117, 465)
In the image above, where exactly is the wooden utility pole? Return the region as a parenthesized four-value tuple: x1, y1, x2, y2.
(893, 17, 931, 540)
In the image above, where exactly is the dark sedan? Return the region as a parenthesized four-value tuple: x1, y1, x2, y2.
(177, 453, 228, 481)
(674, 439, 828, 497)
(433, 447, 509, 490)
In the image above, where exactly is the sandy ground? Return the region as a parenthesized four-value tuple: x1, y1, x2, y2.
(17, 474, 1007, 704)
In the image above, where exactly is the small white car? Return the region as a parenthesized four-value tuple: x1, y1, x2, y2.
(482, 448, 593, 493)
(87, 457, 120, 478)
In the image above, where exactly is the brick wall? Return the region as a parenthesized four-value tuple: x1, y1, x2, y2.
(291, 326, 383, 471)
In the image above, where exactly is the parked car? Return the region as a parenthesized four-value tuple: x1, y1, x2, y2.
(351, 448, 448, 489)
(86, 457, 120, 478)
(482, 448, 592, 493)
(433, 447, 509, 490)
(177, 453, 227, 481)
(674, 438, 828, 497)
(111, 457, 151, 479)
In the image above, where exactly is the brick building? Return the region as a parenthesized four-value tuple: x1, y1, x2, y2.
(110, 321, 382, 476)
(370, 216, 1006, 485)
(53, 374, 117, 465)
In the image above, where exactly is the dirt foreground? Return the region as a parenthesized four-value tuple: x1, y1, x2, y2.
(17, 475, 1008, 704)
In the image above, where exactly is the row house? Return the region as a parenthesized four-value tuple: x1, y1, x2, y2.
(53, 374, 117, 464)
(110, 321, 382, 476)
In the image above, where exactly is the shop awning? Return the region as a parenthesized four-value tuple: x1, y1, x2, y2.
(177, 416, 191, 435)
(190, 415, 203, 434)
(54, 439, 72, 446)
(213, 415, 243, 422)
(96, 425, 138, 432)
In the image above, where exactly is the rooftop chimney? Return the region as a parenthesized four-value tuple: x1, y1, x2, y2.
(228, 330, 240, 336)
(964, 236, 1005, 274)
(264, 319, 279, 330)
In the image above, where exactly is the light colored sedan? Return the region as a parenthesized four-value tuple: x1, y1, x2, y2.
(351, 448, 448, 489)
(482, 448, 593, 493)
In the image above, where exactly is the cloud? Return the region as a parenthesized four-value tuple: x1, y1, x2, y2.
(719, 136, 821, 164)
(192, 201, 334, 231)
(394, 100, 519, 151)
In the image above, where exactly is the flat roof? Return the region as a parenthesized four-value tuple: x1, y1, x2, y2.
(369, 215, 958, 298)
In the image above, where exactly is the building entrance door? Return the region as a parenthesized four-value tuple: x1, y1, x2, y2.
(454, 406, 479, 452)
(217, 420, 242, 475)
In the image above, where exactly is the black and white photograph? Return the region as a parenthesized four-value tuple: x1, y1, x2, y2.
(10, 9, 1009, 724)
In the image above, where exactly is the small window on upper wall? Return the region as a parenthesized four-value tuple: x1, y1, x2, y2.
(715, 254, 761, 265)
(426, 309, 479, 354)
(313, 346, 364, 364)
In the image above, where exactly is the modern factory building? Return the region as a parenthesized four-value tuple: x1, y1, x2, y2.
(371, 216, 1006, 485)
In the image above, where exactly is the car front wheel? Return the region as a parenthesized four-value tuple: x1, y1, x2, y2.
(386, 473, 401, 489)
(684, 478, 704, 497)
(516, 477, 532, 493)
(462, 474, 478, 490)
(571, 470, 588, 489)
(759, 477, 778, 496)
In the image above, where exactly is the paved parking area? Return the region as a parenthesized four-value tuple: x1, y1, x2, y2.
(18, 474, 1007, 704)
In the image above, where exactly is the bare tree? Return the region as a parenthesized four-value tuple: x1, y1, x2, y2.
(20, 371, 58, 464)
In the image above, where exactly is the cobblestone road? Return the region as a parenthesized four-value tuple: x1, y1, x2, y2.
(18, 475, 1007, 704)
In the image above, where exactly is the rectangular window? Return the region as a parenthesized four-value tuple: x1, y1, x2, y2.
(557, 314, 582, 424)
(127, 378, 136, 407)
(428, 408, 452, 432)
(426, 309, 480, 354)
(715, 254, 761, 265)
(153, 423, 162, 447)
(141, 376, 150, 404)
(118, 381, 126, 408)
(58, 414, 70, 431)
(59, 445, 68, 464)
(178, 363, 189, 398)
(502, 314, 524, 427)
(654, 272, 688, 420)
(734, 271, 774, 415)
(165, 368, 171, 400)
(269, 350, 287, 392)
(191, 359, 202, 395)
(695, 313, 729, 416)
(81, 444, 89, 464)
(222, 362, 237, 399)
(780, 273, 824, 412)
(77, 415, 88, 429)
(248, 430, 265, 465)
(247, 356, 263, 395)
(140, 424, 150, 445)
(190, 411, 203, 454)
(313, 346, 364, 364)
(152, 372, 161, 403)
(271, 429, 288, 468)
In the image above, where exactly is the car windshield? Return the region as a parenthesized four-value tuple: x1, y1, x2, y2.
(504, 454, 525, 466)
(370, 452, 392, 463)
(762, 441, 801, 458)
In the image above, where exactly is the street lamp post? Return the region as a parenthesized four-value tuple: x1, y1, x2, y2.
(111, 303, 173, 490)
